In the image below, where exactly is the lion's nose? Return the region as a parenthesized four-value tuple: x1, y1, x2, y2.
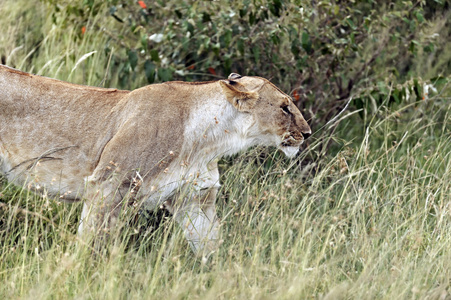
(300, 123, 312, 139)
(301, 130, 311, 140)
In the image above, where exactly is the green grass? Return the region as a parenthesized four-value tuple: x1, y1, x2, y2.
(1, 1, 451, 299)
(1, 98, 450, 299)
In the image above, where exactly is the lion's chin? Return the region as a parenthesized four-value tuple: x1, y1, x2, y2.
(280, 146, 300, 158)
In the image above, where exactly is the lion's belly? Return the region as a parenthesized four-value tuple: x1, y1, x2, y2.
(0, 142, 92, 201)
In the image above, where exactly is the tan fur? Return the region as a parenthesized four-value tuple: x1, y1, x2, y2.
(0, 65, 311, 254)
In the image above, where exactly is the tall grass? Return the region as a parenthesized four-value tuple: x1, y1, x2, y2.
(1, 1, 450, 299)
(1, 95, 449, 299)
(0, 0, 117, 86)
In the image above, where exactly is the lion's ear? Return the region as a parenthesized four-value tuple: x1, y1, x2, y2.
(219, 80, 258, 112)
(228, 73, 242, 80)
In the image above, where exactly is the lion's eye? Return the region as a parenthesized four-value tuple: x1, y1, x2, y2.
(281, 105, 290, 115)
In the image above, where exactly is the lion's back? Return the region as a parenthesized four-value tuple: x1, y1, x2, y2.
(0, 65, 131, 199)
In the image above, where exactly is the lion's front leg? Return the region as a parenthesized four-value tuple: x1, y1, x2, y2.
(169, 188, 220, 255)
(77, 181, 131, 245)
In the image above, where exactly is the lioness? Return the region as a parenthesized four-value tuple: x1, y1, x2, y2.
(0, 64, 311, 253)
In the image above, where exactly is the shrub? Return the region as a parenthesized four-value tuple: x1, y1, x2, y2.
(44, 0, 450, 129)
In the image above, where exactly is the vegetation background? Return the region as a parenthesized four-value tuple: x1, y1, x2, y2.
(0, 0, 450, 298)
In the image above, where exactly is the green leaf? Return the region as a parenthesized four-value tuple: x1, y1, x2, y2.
(288, 25, 297, 39)
(240, 0, 250, 17)
(391, 67, 400, 78)
(271, 33, 280, 45)
(223, 30, 232, 47)
(183, 20, 194, 34)
(150, 49, 160, 62)
(392, 89, 401, 104)
(237, 38, 245, 55)
(119, 64, 130, 88)
(291, 38, 300, 56)
(128, 50, 138, 71)
(413, 78, 423, 100)
(354, 98, 364, 119)
(158, 68, 172, 82)
(253, 47, 260, 64)
(249, 12, 256, 25)
(144, 60, 155, 83)
(346, 18, 356, 30)
(423, 42, 434, 53)
(431, 76, 447, 86)
(140, 35, 148, 51)
(224, 56, 232, 74)
(269, 0, 282, 17)
(377, 81, 388, 95)
(415, 11, 424, 23)
(409, 40, 419, 54)
(301, 31, 312, 54)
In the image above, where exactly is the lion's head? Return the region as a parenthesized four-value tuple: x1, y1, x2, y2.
(219, 73, 311, 158)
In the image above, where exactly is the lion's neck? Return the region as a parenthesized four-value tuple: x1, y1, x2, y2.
(182, 91, 258, 162)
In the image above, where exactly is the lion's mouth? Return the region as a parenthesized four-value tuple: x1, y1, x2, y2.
(279, 134, 303, 158)
(280, 134, 304, 147)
